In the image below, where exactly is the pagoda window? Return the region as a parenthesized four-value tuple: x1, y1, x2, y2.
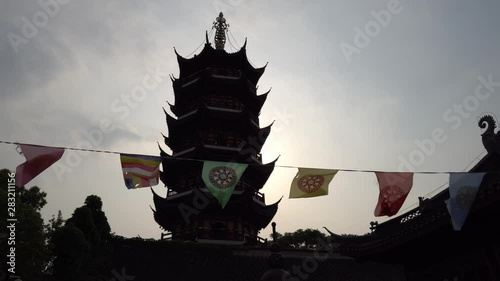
(204, 130, 217, 145)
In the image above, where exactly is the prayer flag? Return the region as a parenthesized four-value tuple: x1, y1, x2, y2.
(15, 144, 65, 187)
(374, 172, 414, 217)
(289, 168, 338, 199)
(120, 154, 162, 189)
(447, 172, 485, 230)
(201, 161, 248, 208)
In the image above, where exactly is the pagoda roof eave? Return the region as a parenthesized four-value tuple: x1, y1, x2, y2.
(176, 41, 266, 82)
(152, 190, 280, 231)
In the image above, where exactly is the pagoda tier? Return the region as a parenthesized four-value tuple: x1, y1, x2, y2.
(175, 41, 265, 87)
(158, 148, 277, 193)
(170, 75, 270, 118)
(152, 188, 280, 233)
(163, 108, 272, 155)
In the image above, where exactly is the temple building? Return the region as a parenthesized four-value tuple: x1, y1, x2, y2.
(151, 12, 280, 245)
(325, 114, 500, 281)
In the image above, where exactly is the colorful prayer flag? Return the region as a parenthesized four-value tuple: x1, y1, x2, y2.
(201, 161, 248, 208)
(374, 172, 414, 217)
(120, 154, 162, 189)
(15, 144, 65, 187)
(447, 172, 485, 231)
(289, 168, 338, 199)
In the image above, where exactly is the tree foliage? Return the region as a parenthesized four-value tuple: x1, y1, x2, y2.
(271, 228, 329, 249)
(0, 168, 49, 281)
(51, 225, 88, 280)
(52, 194, 112, 281)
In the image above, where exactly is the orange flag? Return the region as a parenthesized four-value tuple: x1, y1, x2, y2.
(15, 144, 65, 187)
(374, 172, 414, 217)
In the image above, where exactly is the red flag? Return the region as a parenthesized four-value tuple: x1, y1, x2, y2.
(374, 172, 414, 217)
(15, 144, 65, 187)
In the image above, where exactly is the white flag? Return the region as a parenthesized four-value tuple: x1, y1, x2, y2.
(447, 173, 486, 231)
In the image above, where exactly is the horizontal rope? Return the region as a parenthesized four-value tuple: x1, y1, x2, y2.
(0, 140, 491, 175)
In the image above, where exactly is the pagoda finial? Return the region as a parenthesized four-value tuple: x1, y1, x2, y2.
(213, 12, 228, 50)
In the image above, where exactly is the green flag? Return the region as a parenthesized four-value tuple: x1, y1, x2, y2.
(202, 161, 248, 208)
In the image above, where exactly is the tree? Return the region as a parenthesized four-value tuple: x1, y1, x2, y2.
(271, 228, 329, 249)
(51, 225, 88, 280)
(52, 195, 112, 281)
(0, 168, 50, 281)
(84, 195, 111, 240)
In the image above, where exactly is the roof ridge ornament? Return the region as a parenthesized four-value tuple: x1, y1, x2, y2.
(213, 12, 228, 50)
(478, 114, 500, 154)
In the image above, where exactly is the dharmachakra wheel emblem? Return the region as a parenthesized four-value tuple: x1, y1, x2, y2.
(456, 185, 476, 210)
(381, 185, 404, 207)
(209, 166, 237, 189)
(297, 175, 325, 193)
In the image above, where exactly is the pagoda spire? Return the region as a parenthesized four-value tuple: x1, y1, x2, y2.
(213, 12, 228, 50)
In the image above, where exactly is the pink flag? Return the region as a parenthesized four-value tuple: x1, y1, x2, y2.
(374, 172, 414, 217)
(15, 144, 65, 187)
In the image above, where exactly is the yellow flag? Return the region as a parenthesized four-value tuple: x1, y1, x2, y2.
(289, 168, 338, 198)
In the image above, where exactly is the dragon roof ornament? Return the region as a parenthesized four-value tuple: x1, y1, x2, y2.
(478, 114, 500, 154)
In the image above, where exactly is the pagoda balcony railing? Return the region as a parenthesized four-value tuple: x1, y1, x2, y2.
(195, 227, 245, 241)
(244, 231, 268, 246)
(167, 181, 250, 198)
(203, 144, 242, 152)
(207, 68, 241, 80)
(180, 68, 243, 89)
(206, 105, 243, 114)
(160, 232, 173, 240)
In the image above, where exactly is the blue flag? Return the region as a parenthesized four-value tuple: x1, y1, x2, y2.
(447, 173, 485, 231)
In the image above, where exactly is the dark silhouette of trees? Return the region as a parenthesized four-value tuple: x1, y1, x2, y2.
(0, 168, 50, 281)
(52, 194, 112, 281)
(272, 228, 329, 249)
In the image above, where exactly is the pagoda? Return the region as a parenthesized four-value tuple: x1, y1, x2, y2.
(151, 13, 280, 245)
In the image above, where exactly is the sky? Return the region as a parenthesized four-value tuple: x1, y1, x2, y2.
(1, 0, 499, 240)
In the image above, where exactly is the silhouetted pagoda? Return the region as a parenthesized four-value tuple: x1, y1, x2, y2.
(151, 13, 280, 245)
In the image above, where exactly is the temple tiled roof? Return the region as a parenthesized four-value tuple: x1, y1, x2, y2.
(325, 151, 500, 261)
